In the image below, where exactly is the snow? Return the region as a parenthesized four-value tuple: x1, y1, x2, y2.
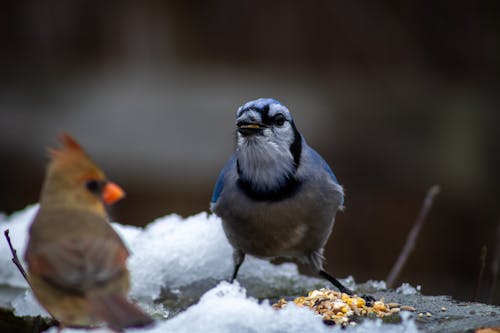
(0, 205, 420, 333)
(124, 212, 326, 303)
(366, 280, 387, 290)
(152, 281, 331, 333)
(10, 289, 49, 317)
(396, 282, 421, 295)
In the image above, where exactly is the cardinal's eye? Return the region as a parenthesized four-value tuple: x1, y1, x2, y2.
(85, 179, 102, 193)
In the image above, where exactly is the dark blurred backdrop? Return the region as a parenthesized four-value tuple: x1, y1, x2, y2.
(1, 1, 499, 304)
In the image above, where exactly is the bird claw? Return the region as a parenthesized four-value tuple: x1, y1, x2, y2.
(340, 286, 376, 306)
(361, 294, 376, 306)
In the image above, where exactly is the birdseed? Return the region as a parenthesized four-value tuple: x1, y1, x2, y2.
(272, 288, 415, 327)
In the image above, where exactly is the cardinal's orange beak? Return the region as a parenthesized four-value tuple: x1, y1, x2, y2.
(102, 181, 125, 205)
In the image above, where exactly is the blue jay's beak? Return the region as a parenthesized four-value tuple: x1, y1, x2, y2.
(237, 121, 266, 136)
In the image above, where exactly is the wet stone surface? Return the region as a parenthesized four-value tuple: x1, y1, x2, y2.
(1, 283, 499, 332)
(369, 291, 500, 333)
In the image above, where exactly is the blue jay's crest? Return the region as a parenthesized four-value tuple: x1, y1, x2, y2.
(237, 98, 293, 123)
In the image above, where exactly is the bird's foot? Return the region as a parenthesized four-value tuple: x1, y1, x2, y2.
(338, 286, 376, 306)
(360, 294, 376, 306)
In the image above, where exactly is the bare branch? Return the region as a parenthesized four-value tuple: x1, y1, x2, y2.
(4, 229, 59, 323)
(4, 229, 31, 287)
(473, 245, 487, 302)
(488, 222, 500, 304)
(386, 185, 440, 288)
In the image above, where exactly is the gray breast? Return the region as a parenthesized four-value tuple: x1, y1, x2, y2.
(213, 167, 343, 258)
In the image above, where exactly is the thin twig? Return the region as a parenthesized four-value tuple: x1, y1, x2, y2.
(4, 229, 59, 324)
(488, 222, 500, 304)
(386, 185, 441, 288)
(4, 229, 31, 286)
(473, 245, 487, 302)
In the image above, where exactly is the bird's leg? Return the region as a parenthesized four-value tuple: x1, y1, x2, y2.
(309, 251, 375, 305)
(230, 250, 246, 283)
(319, 270, 353, 295)
(319, 269, 376, 305)
(4, 229, 31, 286)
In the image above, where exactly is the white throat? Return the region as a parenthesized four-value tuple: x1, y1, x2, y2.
(236, 134, 296, 192)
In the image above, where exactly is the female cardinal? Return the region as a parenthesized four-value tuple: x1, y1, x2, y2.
(24, 134, 153, 331)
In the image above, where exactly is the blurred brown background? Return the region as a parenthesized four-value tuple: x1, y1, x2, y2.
(1, 1, 499, 304)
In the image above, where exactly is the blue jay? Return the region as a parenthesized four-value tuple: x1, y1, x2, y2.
(211, 98, 358, 296)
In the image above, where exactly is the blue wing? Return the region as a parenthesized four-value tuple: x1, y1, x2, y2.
(309, 147, 340, 185)
(308, 148, 344, 206)
(211, 154, 237, 204)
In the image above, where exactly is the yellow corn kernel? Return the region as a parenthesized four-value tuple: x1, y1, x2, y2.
(373, 301, 387, 311)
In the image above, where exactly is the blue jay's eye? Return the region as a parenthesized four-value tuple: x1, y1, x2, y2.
(274, 114, 286, 126)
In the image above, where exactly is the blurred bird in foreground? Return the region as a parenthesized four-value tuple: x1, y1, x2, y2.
(24, 134, 153, 331)
(211, 98, 362, 297)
